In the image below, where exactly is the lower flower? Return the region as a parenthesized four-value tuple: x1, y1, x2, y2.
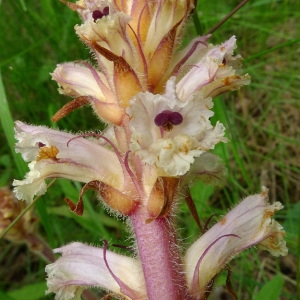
(185, 188, 287, 298)
(46, 242, 147, 300)
(45, 189, 287, 300)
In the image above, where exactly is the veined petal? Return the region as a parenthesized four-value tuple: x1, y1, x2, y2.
(76, 11, 137, 67)
(185, 189, 287, 297)
(13, 121, 123, 203)
(176, 36, 251, 101)
(52, 62, 111, 100)
(46, 242, 147, 300)
(143, 0, 192, 55)
(52, 62, 124, 124)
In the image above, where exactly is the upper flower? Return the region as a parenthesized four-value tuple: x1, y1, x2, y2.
(14, 0, 251, 215)
(53, 0, 196, 125)
(53, 1, 249, 127)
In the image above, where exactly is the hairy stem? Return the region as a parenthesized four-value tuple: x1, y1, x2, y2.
(130, 206, 191, 300)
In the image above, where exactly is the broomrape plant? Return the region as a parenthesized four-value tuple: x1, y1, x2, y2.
(12, 0, 287, 299)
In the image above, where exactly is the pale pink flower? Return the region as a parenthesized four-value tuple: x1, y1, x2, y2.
(46, 242, 147, 300)
(185, 188, 287, 298)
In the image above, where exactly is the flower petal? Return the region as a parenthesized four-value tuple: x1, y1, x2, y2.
(185, 188, 287, 297)
(46, 242, 147, 300)
(176, 36, 251, 101)
(13, 121, 123, 202)
(127, 78, 227, 176)
(52, 62, 124, 124)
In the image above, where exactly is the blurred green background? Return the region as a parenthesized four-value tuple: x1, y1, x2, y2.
(0, 0, 299, 299)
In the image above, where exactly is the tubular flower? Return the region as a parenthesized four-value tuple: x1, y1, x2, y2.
(13, 121, 122, 202)
(184, 188, 288, 298)
(52, 62, 125, 125)
(127, 77, 227, 176)
(176, 35, 251, 101)
(12, 121, 152, 216)
(45, 242, 147, 300)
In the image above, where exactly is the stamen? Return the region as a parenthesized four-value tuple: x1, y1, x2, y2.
(154, 110, 183, 131)
(102, 6, 109, 16)
(38, 142, 46, 148)
(154, 111, 170, 127)
(92, 10, 104, 21)
(92, 7, 109, 22)
(169, 111, 183, 125)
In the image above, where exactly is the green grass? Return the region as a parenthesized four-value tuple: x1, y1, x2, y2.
(0, 0, 299, 299)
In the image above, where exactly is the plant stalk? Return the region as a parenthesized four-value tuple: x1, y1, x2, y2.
(130, 205, 191, 300)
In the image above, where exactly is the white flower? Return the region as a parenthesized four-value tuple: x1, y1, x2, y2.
(185, 188, 288, 298)
(46, 242, 147, 300)
(52, 62, 124, 125)
(13, 121, 123, 203)
(176, 36, 251, 101)
(127, 78, 227, 176)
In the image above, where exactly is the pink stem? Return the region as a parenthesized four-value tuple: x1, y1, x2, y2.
(130, 206, 191, 300)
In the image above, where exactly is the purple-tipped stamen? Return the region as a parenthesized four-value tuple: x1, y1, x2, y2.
(169, 111, 183, 125)
(102, 6, 109, 16)
(92, 7, 109, 22)
(92, 10, 104, 21)
(38, 142, 46, 148)
(154, 110, 183, 130)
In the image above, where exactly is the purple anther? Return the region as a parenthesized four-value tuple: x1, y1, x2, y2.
(169, 112, 183, 125)
(154, 110, 183, 128)
(102, 6, 109, 16)
(38, 142, 46, 148)
(92, 7, 109, 22)
(154, 111, 170, 126)
(92, 10, 104, 22)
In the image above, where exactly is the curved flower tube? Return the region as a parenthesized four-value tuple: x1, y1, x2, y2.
(13, 121, 125, 203)
(52, 62, 125, 125)
(184, 188, 288, 298)
(46, 242, 147, 300)
(176, 36, 251, 101)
